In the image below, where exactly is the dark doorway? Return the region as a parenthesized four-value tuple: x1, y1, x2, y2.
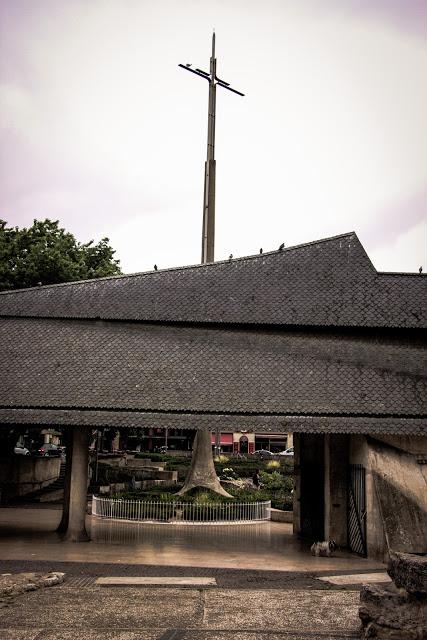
(300, 434, 325, 540)
(239, 436, 248, 455)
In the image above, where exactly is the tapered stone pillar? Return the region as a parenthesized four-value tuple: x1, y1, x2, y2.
(178, 430, 232, 497)
(64, 426, 90, 542)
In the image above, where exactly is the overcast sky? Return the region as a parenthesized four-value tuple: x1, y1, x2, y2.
(1, 0, 426, 274)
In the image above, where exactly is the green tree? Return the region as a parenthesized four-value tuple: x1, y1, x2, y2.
(0, 219, 122, 455)
(0, 218, 121, 291)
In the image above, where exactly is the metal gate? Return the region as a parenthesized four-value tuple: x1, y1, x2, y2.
(348, 464, 367, 556)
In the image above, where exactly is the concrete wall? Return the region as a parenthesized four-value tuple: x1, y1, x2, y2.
(349, 435, 427, 560)
(369, 436, 427, 555)
(349, 435, 386, 560)
(0, 457, 61, 500)
(271, 508, 293, 523)
(294, 433, 427, 559)
(97, 457, 165, 470)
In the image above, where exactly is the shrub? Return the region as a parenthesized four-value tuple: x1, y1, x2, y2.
(260, 470, 294, 492)
(220, 467, 238, 480)
(266, 460, 280, 470)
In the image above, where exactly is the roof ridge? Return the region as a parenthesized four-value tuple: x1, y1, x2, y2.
(378, 271, 427, 277)
(0, 231, 357, 295)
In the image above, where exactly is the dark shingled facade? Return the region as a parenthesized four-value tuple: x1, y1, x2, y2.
(0, 232, 426, 328)
(0, 232, 426, 434)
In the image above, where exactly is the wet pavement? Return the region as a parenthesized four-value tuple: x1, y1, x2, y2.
(0, 506, 386, 639)
(0, 506, 383, 573)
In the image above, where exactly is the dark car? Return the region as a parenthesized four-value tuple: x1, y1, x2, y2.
(251, 449, 274, 459)
(37, 443, 62, 457)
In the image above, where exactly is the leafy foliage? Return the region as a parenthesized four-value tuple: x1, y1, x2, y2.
(265, 460, 281, 470)
(0, 219, 122, 454)
(109, 454, 295, 510)
(114, 487, 270, 504)
(260, 470, 294, 492)
(0, 218, 121, 291)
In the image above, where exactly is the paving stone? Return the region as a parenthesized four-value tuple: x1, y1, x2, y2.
(1, 632, 42, 640)
(96, 577, 217, 586)
(27, 633, 159, 640)
(317, 572, 391, 586)
(203, 589, 360, 632)
(0, 586, 202, 630)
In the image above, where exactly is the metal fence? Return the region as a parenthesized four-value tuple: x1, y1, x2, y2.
(92, 496, 271, 524)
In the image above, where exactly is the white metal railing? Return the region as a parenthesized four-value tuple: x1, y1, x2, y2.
(91, 495, 271, 524)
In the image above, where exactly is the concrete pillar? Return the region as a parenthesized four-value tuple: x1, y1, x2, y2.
(298, 434, 325, 540)
(57, 427, 73, 533)
(64, 426, 90, 542)
(293, 433, 301, 537)
(324, 434, 349, 546)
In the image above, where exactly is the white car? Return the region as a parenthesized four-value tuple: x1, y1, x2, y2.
(278, 447, 294, 457)
(14, 445, 31, 456)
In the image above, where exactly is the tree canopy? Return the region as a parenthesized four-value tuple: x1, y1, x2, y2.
(0, 218, 122, 291)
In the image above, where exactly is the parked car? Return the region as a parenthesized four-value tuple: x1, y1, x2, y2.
(251, 449, 274, 459)
(14, 445, 31, 456)
(278, 447, 294, 457)
(37, 443, 62, 457)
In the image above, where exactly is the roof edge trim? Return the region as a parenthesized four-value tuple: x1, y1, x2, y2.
(0, 231, 360, 295)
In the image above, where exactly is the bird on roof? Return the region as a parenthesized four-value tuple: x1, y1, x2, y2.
(186, 63, 191, 67)
(259, 248, 263, 254)
(229, 254, 233, 261)
(420, 266, 423, 274)
(154, 264, 158, 271)
(278, 243, 285, 251)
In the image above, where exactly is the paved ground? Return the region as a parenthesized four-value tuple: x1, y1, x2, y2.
(0, 574, 363, 640)
(0, 506, 387, 639)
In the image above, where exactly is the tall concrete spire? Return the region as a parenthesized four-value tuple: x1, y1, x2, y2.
(179, 33, 244, 264)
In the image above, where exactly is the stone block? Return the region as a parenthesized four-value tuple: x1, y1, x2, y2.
(388, 551, 427, 595)
(153, 470, 177, 482)
(128, 459, 165, 469)
(110, 482, 125, 493)
(270, 508, 293, 523)
(0, 572, 65, 597)
(359, 583, 427, 639)
(99, 485, 110, 494)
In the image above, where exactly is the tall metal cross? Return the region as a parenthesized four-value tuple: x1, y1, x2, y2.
(179, 32, 244, 264)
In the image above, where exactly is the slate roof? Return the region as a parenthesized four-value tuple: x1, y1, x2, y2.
(0, 232, 426, 329)
(0, 408, 424, 436)
(1, 318, 425, 434)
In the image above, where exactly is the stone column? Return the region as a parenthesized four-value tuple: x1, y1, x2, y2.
(324, 434, 349, 546)
(57, 427, 73, 533)
(293, 433, 301, 537)
(64, 426, 90, 542)
(298, 434, 325, 540)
